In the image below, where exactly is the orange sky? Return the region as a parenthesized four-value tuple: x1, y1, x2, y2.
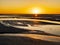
(0, 0, 60, 14)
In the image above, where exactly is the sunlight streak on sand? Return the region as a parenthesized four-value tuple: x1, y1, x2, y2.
(0, 34, 60, 42)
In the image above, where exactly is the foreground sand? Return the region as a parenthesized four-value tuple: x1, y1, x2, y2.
(0, 34, 60, 45)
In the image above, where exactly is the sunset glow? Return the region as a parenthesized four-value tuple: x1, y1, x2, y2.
(0, 0, 60, 14)
(31, 8, 40, 14)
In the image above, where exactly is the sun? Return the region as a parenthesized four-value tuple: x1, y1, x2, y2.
(31, 8, 41, 14)
(28, 7, 42, 14)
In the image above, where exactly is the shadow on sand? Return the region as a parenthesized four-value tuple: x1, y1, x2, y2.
(0, 36, 60, 45)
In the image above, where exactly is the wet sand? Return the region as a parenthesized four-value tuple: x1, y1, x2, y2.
(0, 23, 60, 45)
(0, 35, 60, 45)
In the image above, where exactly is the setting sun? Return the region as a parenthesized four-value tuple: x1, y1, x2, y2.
(29, 7, 42, 14)
(32, 8, 40, 14)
